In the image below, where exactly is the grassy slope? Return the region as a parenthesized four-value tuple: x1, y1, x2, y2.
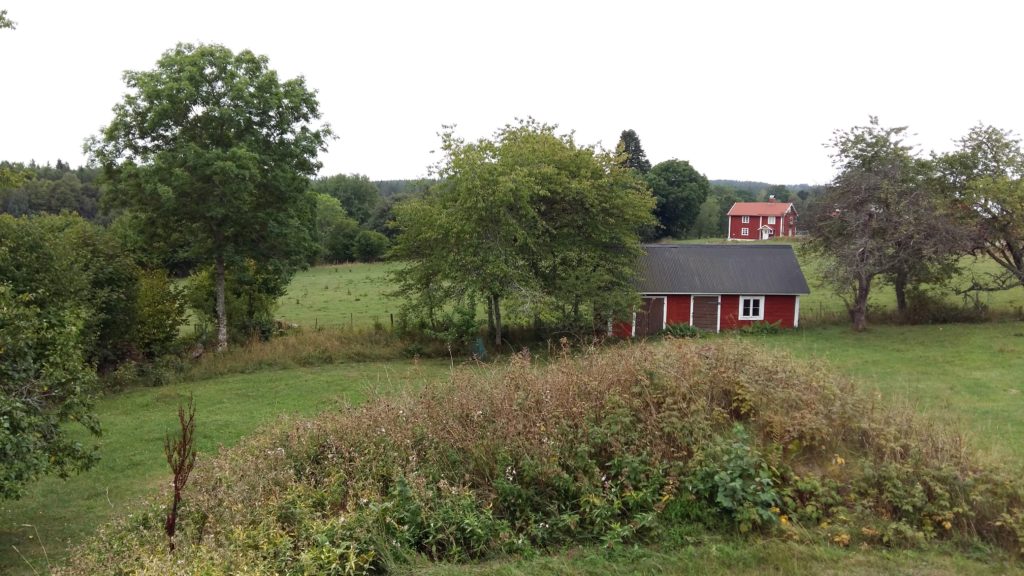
(769, 323, 1024, 465)
(0, 359, 450, 575)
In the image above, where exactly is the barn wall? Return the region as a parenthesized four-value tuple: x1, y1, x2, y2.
(720, 295, 797, 329)
(666, 294, 691, 325)
(612, 321, 632, 338)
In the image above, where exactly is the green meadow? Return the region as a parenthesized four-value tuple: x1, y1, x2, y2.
(276, 262, 400, 329)
(4, 256, 1024, 575)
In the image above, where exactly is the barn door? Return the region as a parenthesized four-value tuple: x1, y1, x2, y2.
(635, 297, 665, 337)
(691, 296, 720, 332)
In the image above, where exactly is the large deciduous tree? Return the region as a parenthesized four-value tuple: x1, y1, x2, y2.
(90, 43, 330, 350)
(616, 129, 652, 173)
(646, 159, 710, 239)
(392, 120, 654, 346)
(936, 125, 1024, 289)
(806, 118, 962, 331)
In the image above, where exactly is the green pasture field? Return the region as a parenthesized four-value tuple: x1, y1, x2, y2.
(276, 262, 400, 329)
(768, 322, 1024, 466)
(0, 359, 450, 575)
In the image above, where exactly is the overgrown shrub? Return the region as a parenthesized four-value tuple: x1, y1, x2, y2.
(738, 320, 783, 335)
(132, 269, 186, 360)
(687, 425, 781, 533)
(661, 322, 702, 338)
(902, 287, 987, 325)
(59, 340, 1024, 574)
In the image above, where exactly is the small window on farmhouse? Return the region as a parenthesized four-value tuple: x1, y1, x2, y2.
(739, 296, 765, 320)
(741, 227, 749, 236)
(741, 215, 750, 223)
(768, 216, 776, 224)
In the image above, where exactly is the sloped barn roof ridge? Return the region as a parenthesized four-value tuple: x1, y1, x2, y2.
(636, 243, 810, 295)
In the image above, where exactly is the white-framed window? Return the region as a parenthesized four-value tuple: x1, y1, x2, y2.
(741, 215, 750, 223)
(739, 296, 765, 320)
(768, 216, 776, 224)
(741, 227, 749, 236)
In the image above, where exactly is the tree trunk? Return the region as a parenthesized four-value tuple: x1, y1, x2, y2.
(486, 295, 496, 343)
(215, 253, 228, 352)
(894, 270, 908, 317)
(492, 293, 502, 348)
(850, 275, 872, 332)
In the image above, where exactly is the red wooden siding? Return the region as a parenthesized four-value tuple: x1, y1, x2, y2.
(665, 294, 691, 326)
(614, 294, 798, 337)
(612, 321, 632, 338)
(719, 295, 797, 329)
(727, 213, 797, 240)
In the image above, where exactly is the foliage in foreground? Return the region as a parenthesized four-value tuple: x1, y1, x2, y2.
(60, 340, 1024, 574)
(0, 213, 182, 498)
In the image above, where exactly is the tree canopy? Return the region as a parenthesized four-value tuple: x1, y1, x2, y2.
(646, 159, 710, 239)
(935, 124, 1024, 289)
(616, 129, 652, 173)
(311, 173, 380, 225)
(89, 43, 331, 350)
(806, 117, 964, 331)
(391, 120, 655, 345)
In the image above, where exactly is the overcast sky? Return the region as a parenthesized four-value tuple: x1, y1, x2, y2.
(2, 1, 1022, 185)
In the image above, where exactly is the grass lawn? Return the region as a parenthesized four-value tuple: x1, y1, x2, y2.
(764, 322, 1024, 466)
(0, 358, 450, 576)
(410, 541, 1022, 576)
(276, 262, 400, 329)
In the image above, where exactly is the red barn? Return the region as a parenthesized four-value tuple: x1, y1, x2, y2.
(727, 199, 797, 240)
(613, 244, 810, 337)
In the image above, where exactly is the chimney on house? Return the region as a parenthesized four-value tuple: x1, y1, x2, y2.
(767, 195, 777, 203)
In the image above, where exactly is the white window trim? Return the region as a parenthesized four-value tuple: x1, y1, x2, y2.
(741, 215, 750, 223)
(739, 296, 765, 321)
(767, 216, 776, 224)
(741, 227, 749, 236)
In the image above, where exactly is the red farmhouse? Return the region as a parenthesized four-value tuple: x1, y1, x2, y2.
(613, 244, 810, 337)
(727, 199, 797, 240)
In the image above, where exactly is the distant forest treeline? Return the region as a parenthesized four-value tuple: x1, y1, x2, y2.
(0, 161, 824, 242)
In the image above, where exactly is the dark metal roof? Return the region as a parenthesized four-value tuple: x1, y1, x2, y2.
(636, 244, 810, 295)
